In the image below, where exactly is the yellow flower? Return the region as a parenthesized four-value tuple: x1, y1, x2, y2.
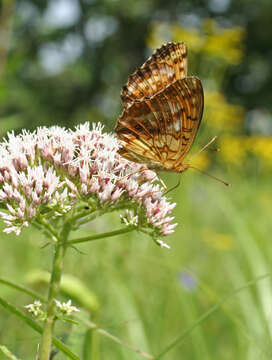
(202, 19, 245, 65)
(147, 19, 245, 65)
(247, 136, 272, 167)
(219, 136, 247, 165)
(171, 26, 204, 53)
(147, 22, 204, 52)
(218, 136, 272, 170)
(190, 152, 210, 171)
(203, 229, 234, 250)
(205, 91, 244, 131)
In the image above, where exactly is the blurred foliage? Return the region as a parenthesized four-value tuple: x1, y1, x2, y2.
(0, 0, 271, 171)
(0, 175, 272, 359)
(1, 0, 272, 359)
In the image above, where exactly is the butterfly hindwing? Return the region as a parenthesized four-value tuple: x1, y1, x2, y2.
(115, 76, 204, 172)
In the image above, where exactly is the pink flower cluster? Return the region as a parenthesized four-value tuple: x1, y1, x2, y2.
(0, 123, 177, 242)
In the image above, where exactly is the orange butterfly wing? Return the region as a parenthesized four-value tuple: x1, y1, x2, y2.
(121, 42, 188, 109)
(115, 42, 204, 172)
(115, 77, 204, 172)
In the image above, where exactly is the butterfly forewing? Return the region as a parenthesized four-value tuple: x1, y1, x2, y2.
(121, 42, 188, 109)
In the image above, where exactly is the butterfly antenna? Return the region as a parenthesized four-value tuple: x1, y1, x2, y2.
(189, 136, 218, 161)
(190, 165, 230, 187)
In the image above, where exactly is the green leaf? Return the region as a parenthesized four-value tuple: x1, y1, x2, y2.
(25, 270, 100, 312)
(0, 345, 21, 360)
(0, 278, 45, 302)
(155, 274, 271, 359)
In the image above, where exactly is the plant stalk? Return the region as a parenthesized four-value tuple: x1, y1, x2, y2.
(39, 221, 71, 360)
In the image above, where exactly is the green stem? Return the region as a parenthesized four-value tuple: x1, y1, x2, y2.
(38, 217, 60, 241)
(67, 227, 134, 246)
(74, 202, 134, 227)
(39, 221, 71, 360)
(71, 207, 96, 223)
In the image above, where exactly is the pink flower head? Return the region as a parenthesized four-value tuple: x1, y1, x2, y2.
(0, 122, 177, 245)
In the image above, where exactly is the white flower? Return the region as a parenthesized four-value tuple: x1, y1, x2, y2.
(120, 210, 138, 227)
(25, 300, 43, 317)
(156, 239, 171, 249)
(54, 299, 80, 315)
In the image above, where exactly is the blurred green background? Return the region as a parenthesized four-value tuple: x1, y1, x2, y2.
(1, 0, 272, 359)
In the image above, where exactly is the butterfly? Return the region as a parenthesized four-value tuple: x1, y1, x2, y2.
(115, 42, 204, 174)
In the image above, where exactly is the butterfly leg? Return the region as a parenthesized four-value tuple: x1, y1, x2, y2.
(157, 175, 167, 190)
(116, 167, 148, 185)
(163, 174, 181, 195)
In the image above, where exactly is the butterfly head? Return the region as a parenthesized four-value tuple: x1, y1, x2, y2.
(178, 163, 190, 173)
